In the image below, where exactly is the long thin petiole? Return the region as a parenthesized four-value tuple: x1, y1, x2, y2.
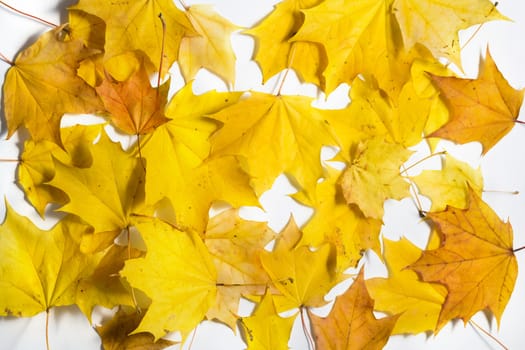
(469, 319, 508, 350)
(0, 1, 58, 27)
(0, 51, 14, 65)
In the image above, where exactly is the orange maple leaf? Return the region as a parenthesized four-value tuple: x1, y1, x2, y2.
(409, 186, 518, 331)
(308, 269, 399, 350)
(96, 59, 170, 135)
(428, 49, 525, 154)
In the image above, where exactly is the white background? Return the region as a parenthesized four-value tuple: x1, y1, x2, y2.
(1, 0, 525, 349)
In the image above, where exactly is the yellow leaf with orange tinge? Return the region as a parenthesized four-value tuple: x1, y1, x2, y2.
(308, 269, 399, 350)
(428, 50, 525, 154)
(409, 188, 517, 331)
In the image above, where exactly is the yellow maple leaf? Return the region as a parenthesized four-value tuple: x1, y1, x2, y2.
(366, 238, 447, 334)
(204, 209, 275, 329)
(0, 208, 95, 317)
(76, 244, 143, 322)
(340, 138, 411, 219)
(179, 5, 239, 84)
(244, 0, 325, 86)
(393, 0, 507, 66)
(414, 154, 483, 212)
(239, 291, 295, 350)
(428, 49, 525, 154)
(292, 0, 391, 94)
(121, 217, 217, 340)
(71, 0, 196, 77)
(409, 187, 518, 331)
(260, 219, 336, 312)
(68, 9, 106, 51)
(210, 93, 336, 195)
(48, 131, 145, 252)
(141, 84, 256, 233)
(19, 124, 102, 217)
(3, 25, 102, 145)
(294, 167, 382, 272)
(308, 269, 399, 350)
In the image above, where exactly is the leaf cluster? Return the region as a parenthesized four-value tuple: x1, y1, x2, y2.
(0, 0, 524, 349)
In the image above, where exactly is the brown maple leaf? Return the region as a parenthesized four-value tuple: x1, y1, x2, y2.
(308, 269, 399, 350)
(96, 57, 170, 135)
(428, 49, 525, 154)
(409, 186, 518, 331)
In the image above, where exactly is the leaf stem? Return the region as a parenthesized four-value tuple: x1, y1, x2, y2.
(187, 324, 198, 350)
(513, 245, 525, 253)
(175, 0, 189, 11)
(301, 307, 315, 350)
(514, 119, 525, 125)
(127, 227, 141, 314)
(45, 309, 50, 350)
(275, 42, 297, 96)
(0, 158, 20, 162)
(157, 13, 166, 89)
(0, 52, 14, 66)
(136, 134, 146, 173)
(400, 150, 447, 175)
(483, 189, 519, 195)
(0, 1, 58, 28)
(469, 319, 508, 350)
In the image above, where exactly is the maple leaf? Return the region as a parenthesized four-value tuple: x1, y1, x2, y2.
(48, 132, 145, 252)
(0, 208, 94, 317)
(239, 291, 295, 350)
(121, 217, 217, 340)
(366, 238, 447, 334)
(260, 219, 336, 312)
(428, 49, 525, 154)
(68, 9, 106, 51)
(19, 124, 102, 216)
(76, 244, 143, 321)
(329, 77, 436, 152)
(96, 307, 177, 350)
(141, 83, 256, 233)
(393, 0, 507, 66)
(72, 0, 196, 77)
(340, 138, 411, 219)
(292, 0, 390, 94)
(244, 0, 325, 86)
(179, 5, 239, 84)
(409, 187, 518, 331)
(2, 24, 102, 145)
(210, 93, 336, 195)
(204, 209, 275, 329)
(308, 269, 399, 350)
(96, 57, 170, 135)
(414, 154, 483, 212)
(293, 167, 382, 272)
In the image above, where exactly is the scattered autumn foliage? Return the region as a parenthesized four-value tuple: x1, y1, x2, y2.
(0, 0, 524, 349)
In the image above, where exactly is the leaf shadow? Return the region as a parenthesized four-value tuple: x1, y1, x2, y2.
(55, 0, 78, 24)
